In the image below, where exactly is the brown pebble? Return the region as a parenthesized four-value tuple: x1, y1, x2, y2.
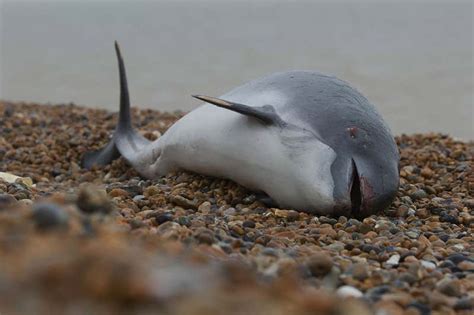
(198, 201, 211, 214)
(169, 195, 197, 209)
(108, 188, 129, 198)
(144, 185, 160, 197)
(436, 278, 463, 297)
(306, 252, 333, 277)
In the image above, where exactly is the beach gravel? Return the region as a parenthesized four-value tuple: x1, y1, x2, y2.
(0, 101, 472, 314)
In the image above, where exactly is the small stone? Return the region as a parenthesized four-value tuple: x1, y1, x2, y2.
(76, 185, 113, 214)
(108, 188, 129, 198)
(447, 253, 471, 265)
(454, 297, 473, 310)
(155, 213, 173, 225)
(406, 231, 419, 239)
(415, 208, 429, 218)
(177, 216, 191, 227)
(406, 302, 431, 315)
(326, 242, 345, 252)
(410, 189, 428, 200)
(287, 210, 300, 221)
(319, 216, 337, 225)
(351, 263, 370, 281)
(230, 224, 245, 236)
(195, 228, 215, 245)
(223, 207, 237, 216)
(133, 195, 145, 201)
(358, 223, 373, 234)
(336, 285, 363, 298)
(198, 201, 211, 214)
(440, 213, 459, 224)
(420, 260, 436, 271)
(458, 260, 474, 271)
(436, 278, 463, 297)
(156, 221, 185, 239)
(396, 205, 409, 217)
(0, 193, 17, 208)
(129, 219, 145, 229)
(398, 272, 417, 285)
(386, 254, 400, 267)
(420, 167, 434, 178)
(0, 172, 31, 186)
(31, 203, 69, 231)
(169, 195, 197, 209)
(319, 227, 337, 238)
(144, 185, 160, 197)
(242, 194, 256, 204)
(18, 199, 33, 206)
(274, 209, 289, 218)
(242, 220, 256, 228)
(365, 285, 391, 302)
(306, 252, 333, 277)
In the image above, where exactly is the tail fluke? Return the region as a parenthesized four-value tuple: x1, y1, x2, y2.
(82, 41, 150, 169)
(82, 140, 120, 169)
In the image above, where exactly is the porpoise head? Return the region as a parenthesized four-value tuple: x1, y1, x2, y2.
(327, 125, 400, 218)
(310, 87, 400, 218)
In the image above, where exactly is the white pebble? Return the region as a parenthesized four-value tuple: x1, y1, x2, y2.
(453, 244, 465, 251)
(386, 254, 400, 266)
(421, 260, 436, 270)
(336, 285, 363, 298)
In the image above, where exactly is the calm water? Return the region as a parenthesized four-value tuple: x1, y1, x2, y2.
(1, 0, 473, 139)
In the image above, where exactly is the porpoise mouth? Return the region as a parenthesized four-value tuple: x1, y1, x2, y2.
(350, 159, 362, 217)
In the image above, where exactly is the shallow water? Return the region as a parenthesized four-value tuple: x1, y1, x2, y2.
(1, 0, 473, 139)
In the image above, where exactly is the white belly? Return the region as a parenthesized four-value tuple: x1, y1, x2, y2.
(153, 104, 337, 213)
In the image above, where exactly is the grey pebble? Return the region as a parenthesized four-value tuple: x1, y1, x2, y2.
(32, 203, 69, 231)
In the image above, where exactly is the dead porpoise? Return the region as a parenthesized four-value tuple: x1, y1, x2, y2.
(83, 43, 400, 217)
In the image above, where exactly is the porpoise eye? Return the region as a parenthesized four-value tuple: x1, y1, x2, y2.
(347, 127, 358, 139)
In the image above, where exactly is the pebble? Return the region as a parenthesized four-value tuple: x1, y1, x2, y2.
(169, 195, 197, 209)
(454, 297, 473, 310)
(306, 252, 333, 277)
(0, 172, 33, 187)
(31, 203, 69, 230)
(133, 195, 145, 201)
(198, 201, 211, 214)
(420, 260, 436, 271)
(386, 255, 400, 267)
(436, 278, 463, 297)
(195, 228, 215, 245)
(410, 189, 428, 200)
(242, 220, 256, 228)
(155, 213, 174, 225)
(76, 185, 114, 214)
(336, 285, 363, 298)
(144, 185, 160, 197)
(350, 263, 370, 281)
(458, 260, 474, 271)
(406, 302, 431, 315)
(0, 193, 17, 207)
(447, 253, 472, 265)
(108, 188, 129, 198)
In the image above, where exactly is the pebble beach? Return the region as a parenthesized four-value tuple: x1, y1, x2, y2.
(0, 101, 472, 315)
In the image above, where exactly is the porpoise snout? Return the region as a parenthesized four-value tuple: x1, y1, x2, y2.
(350, 158, 399, 218)
(332, 157, 399, 218)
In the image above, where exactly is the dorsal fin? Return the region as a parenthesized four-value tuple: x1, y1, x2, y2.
(192, 95, 285, 126)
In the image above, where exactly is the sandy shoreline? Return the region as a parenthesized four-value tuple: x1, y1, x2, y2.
(0, 101, 472, 314)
